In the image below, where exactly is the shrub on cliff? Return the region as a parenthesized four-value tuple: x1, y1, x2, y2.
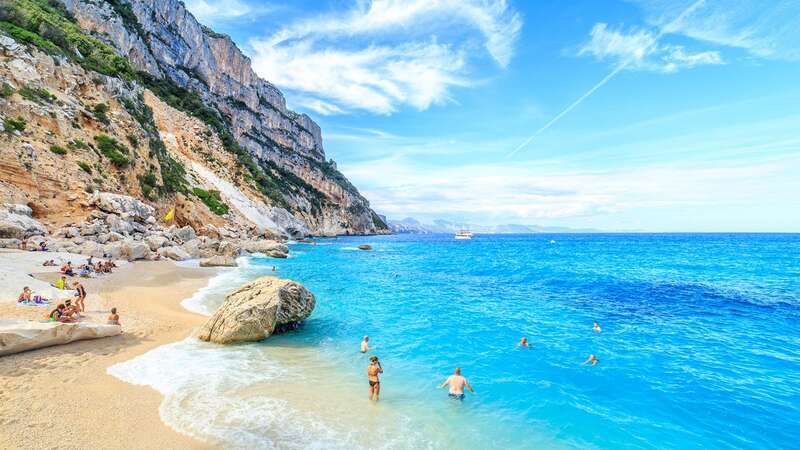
(19, 86, 55, 104)
(0, 82, 15, 98)
(49, 144, 66, 155)
(3, 117, 26, 133)
(192, 188, 229, 216)
(94, 135, 129, 167)
(92, 103, 110, 124)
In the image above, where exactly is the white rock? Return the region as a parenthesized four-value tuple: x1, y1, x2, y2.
(88, 192, 154, 221)
(144, 235, 169, 251)
(0, 320, 121, 356)
(158, 246, 191, 261)
(199, 255, 237, 267)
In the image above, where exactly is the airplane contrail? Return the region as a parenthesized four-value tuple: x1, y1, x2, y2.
(506, 0, 707, 159)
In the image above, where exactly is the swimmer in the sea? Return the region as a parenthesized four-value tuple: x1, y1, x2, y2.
(360, 335, 374, 353)
(583, 354, 599, 366)
(518, 337, 531, 348)
(593, 322, 602, 333)
(438, 367, 475, 400)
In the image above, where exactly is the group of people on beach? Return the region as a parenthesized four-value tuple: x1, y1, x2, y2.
(17, 255, 122, 327)
(360, 321, 603, 402)
(55, 257, 117, 278)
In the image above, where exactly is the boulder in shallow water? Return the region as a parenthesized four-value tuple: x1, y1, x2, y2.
(199, 255, 237, 267)
(358, 244, 372, 250)
(240, 240, 288, 258)
(0, 320, 121, 356)
(198, 277, 315, 344)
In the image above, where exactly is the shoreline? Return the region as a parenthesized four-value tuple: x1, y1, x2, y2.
(0, 252, 219, 449)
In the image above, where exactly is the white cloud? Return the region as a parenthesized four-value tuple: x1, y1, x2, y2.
(579, 23, 723, 73)
(631, 0, 800, 60)
(347, 155, 799, 224)
(248, 0, 522, 115)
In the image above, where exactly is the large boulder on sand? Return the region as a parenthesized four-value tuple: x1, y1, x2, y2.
(199, 255, 237, 267)
(0, 320, 121, 356)
(241, 240, 289, 258)
(89, 192, 154, 221)
(0, 204, 47, 239)
(198, 277, 315, 344)
(158, 245, 191, 261)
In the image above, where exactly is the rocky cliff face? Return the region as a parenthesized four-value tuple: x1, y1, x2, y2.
(0, 0, 388, 236)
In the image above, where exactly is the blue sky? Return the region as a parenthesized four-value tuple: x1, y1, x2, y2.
(186, 0, 800, 231)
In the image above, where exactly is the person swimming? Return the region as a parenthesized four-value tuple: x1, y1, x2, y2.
(438, 367, 475, 400)
(367, 356, 383, 401)
(360, 335, 374, 353)
(583, 354, 599, 366)
(593, 322, 602, 333)
(518, 337, 531, 348)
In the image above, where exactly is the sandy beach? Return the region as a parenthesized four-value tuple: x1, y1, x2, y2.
(0, 251, 219, 449)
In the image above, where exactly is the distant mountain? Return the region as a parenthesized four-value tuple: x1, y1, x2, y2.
(387, 218, 601, 234)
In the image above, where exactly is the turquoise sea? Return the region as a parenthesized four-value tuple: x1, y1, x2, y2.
(110, 234, 800, 449)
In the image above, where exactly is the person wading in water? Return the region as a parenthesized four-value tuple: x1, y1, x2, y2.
(367, 356, 383, 401)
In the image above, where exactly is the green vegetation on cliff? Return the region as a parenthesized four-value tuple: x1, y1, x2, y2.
(192, 188, 229, 215)
(0, 0, 136, 79)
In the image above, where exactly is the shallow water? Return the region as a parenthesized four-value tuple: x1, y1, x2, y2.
(110, 234, 800, 449)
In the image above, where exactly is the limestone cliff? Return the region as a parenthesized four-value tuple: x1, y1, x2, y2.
(0, 0, 388, 236)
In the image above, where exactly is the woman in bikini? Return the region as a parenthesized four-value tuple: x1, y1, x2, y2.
(367, 356, 384, 401)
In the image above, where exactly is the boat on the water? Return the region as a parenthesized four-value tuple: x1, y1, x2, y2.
(454, 230, 474, 240)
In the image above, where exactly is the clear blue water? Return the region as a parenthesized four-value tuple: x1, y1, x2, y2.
(256, 233, 800, 449)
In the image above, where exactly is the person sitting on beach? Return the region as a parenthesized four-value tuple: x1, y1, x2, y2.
(60, 262, 74, 276)
(72, 281, 86, 312)
(17, 286, 32, 303)
(593, 322, 602, 333)
(78, 265, 92, 278)
(438, 367, 475, 400)
(62, 299, 80, 320)
(107, 307, 120, 326)
(39, 241, 48, 252)
(518, 337, 531, 348)
(360, 336, 374, 353)
(49, 304, 74, 323)
(54, 275, 67, 290)
(583, 354, 599, 366)
(367, 356, 383, 401)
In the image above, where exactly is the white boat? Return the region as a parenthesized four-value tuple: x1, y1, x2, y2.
(454, 230, 474, 240)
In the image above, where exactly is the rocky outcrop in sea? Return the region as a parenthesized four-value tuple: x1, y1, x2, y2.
(198, 277, 316, 344)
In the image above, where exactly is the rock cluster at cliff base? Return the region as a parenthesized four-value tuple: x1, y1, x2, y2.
(0, 193, 290, 261)
(198, 277, 315, 344)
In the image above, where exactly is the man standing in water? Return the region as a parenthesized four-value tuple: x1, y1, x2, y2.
(360, 335, 373, 353)
(439, 367, 475, 400)
(367, 356, 383, 401)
